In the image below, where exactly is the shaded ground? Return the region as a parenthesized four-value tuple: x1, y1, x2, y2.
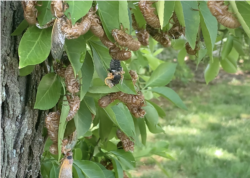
(132, 76, 250, 178)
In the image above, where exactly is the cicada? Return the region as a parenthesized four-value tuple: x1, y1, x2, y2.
(51, 18, 65, 60)
(105, 59, 125, 88)
(59, 152, 73, 178)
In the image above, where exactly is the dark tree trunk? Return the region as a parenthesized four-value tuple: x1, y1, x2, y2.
(1, 2, 47, 178)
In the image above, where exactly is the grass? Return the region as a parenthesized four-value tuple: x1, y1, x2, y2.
(132, 80, 250, 178)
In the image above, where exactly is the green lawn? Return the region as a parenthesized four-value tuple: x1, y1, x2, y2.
(132, 80, 250, 178)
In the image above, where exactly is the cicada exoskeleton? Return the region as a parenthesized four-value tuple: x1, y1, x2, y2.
(22, 1, 37, 25)
(207, 1, 240, 28)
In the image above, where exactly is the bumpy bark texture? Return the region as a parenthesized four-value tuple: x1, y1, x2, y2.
(1, 2, 47, 178)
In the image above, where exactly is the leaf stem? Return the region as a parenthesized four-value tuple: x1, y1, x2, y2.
(230, 1, 250, 38)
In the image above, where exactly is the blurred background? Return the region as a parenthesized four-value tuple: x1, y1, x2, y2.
(131, 40, 250, 178)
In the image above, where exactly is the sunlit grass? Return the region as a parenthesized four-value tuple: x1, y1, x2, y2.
(133, 81, 250, 178)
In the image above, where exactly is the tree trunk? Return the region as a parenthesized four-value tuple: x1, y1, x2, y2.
(1, 2, 47, 177)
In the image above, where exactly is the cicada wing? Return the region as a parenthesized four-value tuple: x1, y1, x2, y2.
(59, 159, 73, 178)
(51, 18, 65, 60)
(59, 152, 73, 178)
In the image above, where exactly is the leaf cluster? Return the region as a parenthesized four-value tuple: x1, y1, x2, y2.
(13, 0, 250, 177)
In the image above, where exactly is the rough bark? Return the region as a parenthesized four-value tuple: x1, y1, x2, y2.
(1, 2, 47, 178)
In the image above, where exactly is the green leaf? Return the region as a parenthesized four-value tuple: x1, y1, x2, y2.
(19, 26, 51, 68)
(221, 35, 234, 60)
(34, 73, 61, 110)
(80, 52, 94, 100)
(65, 37, 86, 76)
(147, 100, 166, 118)
(74, 160, 106, 178)
(111, 150, 136, 169)
(58, 96, 70, 160)
(151, 87, 187, 110)
(204, 58, 220, 84)
(96, 163, 115, 178)
(110, 157, 123, 178)
(196, 48, 207, 68)
(145, 62, 177, 88)
(142, 90, 153, 100)
(233, 38, 245, 56)
(235, 1, 250, 33)
(199, 1, 217, 61)
(181, 1, 200, 49)
(37, 1, 54, 26)
(88, 86, 120, 94)
(74, 100, 92, 139)
(73, 165, 86, 178)
(73, 148, 82, 160)
(65, 1, 93, 25)
(41, 160, 57, 178)
(103, 106, 118, 125)
(153, 48, 164, 56)
(98, 107, 114, 142)
(143, 52, 163, 70)
(230, 1, 250, 38)
(133, 118, 141, 145)
(112, 103, 136, 138)
(49, 164, 59, 178)
(174, 1, 185, 26)
(84, 96, 96, 115)
(97, 1, 120, 41)
(131, 5, 146, 28)
(101, 141, 117, 152)
(64, 119, 76, 138)
(89, 41, 109, 81)
(143, 102, 163, 134)
(135, 141, 172, 159)
(137, 118, 147, 146)
(19, 65, 35, 76)
(11, 20, 29, 36)
(119, 1, 130, 33)
(177, 47, 186, 66)
(171, 38, 186, 50)
(156, 1, 175, 29)
(220, 48, 238, 73)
